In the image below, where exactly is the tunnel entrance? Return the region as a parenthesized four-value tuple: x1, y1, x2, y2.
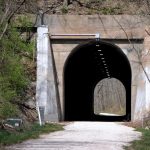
(64, 40, 131, 121)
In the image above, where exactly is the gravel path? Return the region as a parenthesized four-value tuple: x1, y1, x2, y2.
(7, 122, 141, 150)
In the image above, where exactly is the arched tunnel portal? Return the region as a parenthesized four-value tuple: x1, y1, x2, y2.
(64, 40, 131, 121)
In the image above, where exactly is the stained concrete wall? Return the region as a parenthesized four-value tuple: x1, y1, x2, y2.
(36, 15, 150, 121)
(51, 40, 144, 120)
(36, 26, 59, 122)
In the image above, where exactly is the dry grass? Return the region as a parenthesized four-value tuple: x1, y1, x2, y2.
(123, 120, 143, 128)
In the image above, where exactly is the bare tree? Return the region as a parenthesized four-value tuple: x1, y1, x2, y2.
(0, 0, 27, 40)
(94, 78, 126, 116)
(112, 15, 150, 83)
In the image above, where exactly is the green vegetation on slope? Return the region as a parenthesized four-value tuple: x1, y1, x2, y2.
(0, 123, 63, 146)
(0, 16, 35, 119)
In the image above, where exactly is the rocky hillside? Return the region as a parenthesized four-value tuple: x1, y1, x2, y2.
(33, 0, 150, 15)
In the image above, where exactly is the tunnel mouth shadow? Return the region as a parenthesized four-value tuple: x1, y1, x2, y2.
(63, 39, 131, 121)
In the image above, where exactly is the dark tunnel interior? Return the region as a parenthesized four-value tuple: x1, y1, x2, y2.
(64, 39, 131, 121)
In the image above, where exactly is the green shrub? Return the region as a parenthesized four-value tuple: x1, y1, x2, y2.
(0, 17, 34, 119)
(0, 102, 19, 119)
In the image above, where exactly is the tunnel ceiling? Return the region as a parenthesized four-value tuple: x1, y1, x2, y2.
(64, 39, 131, 121)
(65, 40, 131, 87)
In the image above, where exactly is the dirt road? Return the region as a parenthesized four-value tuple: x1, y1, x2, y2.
(7, 122, 141, 150)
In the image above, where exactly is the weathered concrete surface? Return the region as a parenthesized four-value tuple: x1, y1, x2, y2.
(36, 15, 150, 121)
(36, 26, 59, 122)
(47, 15, 150, 120)
(45, 15, 150, 39)
(7, 122, 141, 150)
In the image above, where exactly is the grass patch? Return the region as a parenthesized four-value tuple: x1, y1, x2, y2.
(125, 128, 150, 150)
(0, 123, 63, 146)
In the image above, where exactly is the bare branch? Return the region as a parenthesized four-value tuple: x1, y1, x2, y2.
(145, 29, 150, 36)
(7, 0, 26, 23)
(0, 4, 9, 25)
(98, 14, 112, 38)
(140, 61, 150, 83)
(112, 15, 150, 83)
(0, 0, 26, 40)
(0, 22, 8, 40)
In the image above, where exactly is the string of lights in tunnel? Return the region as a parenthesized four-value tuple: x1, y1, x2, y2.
(96, 43, 111, 79)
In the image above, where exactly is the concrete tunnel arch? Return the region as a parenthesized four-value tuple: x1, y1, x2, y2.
(63, 39, 131, 121)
